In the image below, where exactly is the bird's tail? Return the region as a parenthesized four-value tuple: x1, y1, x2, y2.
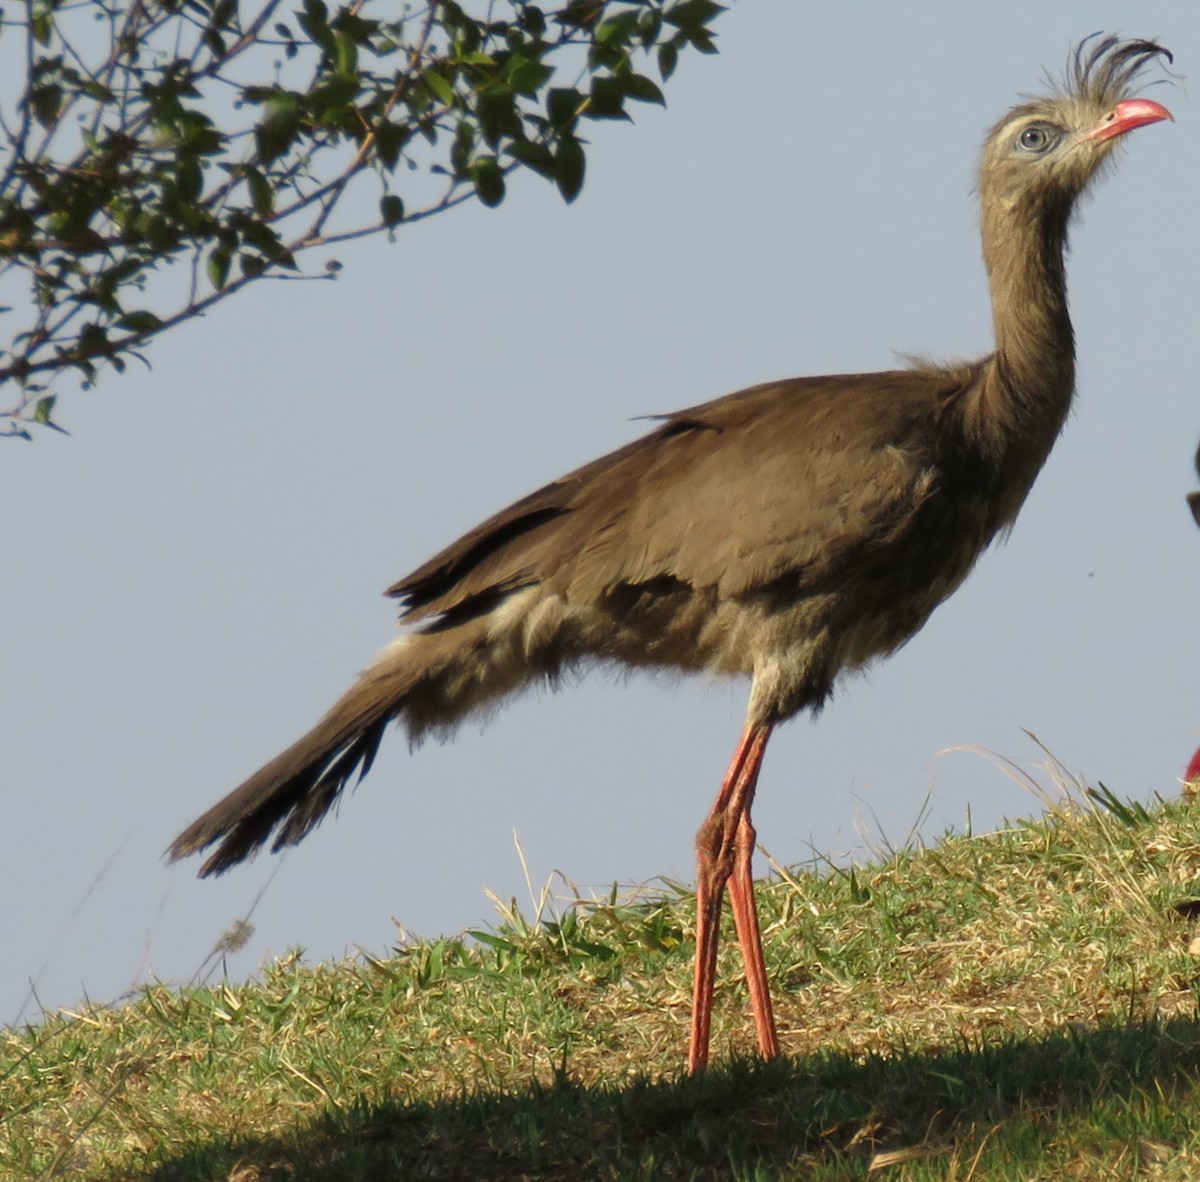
(167, 603, 554, 876)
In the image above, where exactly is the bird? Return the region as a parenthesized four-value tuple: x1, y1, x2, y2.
(1186, 442, 1200, 790)
(1189, 440, 1200, 530)
(169, 36, 1172, 1073)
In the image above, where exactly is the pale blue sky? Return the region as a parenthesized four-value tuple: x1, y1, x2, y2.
(4, 2, 1198, 1025)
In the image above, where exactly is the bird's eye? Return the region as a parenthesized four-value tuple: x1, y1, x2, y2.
(1016, 124, 1059, 153)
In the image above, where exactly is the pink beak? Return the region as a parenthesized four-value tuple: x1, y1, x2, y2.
(1085, 97, 1173, 143)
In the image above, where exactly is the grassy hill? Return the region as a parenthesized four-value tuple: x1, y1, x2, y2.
(6, 774, 1200, 1180)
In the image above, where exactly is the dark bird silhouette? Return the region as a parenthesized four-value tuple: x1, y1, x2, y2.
(1186, 441, 1200, 789)
(170, 36, 1172, 1072)
(1189, 440, 1200, 530)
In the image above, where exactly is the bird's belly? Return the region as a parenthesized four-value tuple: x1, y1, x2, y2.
(534, 492, 994, 722)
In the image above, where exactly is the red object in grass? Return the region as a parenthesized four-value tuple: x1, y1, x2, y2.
(1189, 442, 1199, 788)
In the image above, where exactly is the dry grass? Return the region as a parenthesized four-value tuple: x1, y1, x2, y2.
(6, 772, 1200, 1179)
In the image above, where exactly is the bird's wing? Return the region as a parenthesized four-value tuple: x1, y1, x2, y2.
(390, 367, 979, 625)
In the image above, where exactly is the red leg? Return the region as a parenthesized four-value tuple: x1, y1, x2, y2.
(728, 805, 781, 1060)
(688, 722, 778, 1072)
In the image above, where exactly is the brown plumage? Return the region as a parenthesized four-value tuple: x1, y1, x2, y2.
(169, 36, 1172, 1071)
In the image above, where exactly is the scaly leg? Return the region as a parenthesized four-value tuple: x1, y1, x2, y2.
(728, 803, 780, 1060)
(688, 722, 777, 1072)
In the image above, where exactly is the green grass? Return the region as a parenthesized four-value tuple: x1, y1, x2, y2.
(7, 774, 1200, 1180)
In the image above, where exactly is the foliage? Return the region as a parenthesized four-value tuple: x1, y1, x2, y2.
(0, 0, 725, 437)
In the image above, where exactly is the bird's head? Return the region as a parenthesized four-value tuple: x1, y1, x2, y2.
(979, 36, 1173, 222)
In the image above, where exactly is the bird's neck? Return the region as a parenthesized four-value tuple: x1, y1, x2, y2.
(970, 196, 1077, 470)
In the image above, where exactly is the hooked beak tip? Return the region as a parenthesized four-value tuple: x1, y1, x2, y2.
(1086, 97, 1173, 143)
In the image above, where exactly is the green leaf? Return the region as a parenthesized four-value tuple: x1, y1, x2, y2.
(207, 247, 232, 290)
(547, 87, 583, 130)
(78, 323, 109, 356)
(245, 168, 273, 217)
(262, 92, 302, 133)
(236, 217, 284, 258)
(80, 78, 117, 104)
(595, 12, 640, 45)
(469, 156, 505, 207)
(117, 310, 164, 334)
(622, 74, 665, 105)
(298, 0, 335, 54)
(33, 396, 69, 433)
(309, 74, 361, 119)
(175, 111, 224, 155)
(211, 0, 237, 30)
(553, 135, 585, 202)
(519, 5, 546, 37)
(380, 193, 404, 227)
(638, 9, 663, 47)
(586, 76, 628, 120)
(451, 121, 476, 177)
(104, 259, 145, 286)
(176, 156, 204, 203)
(374, 122, 412, 171)
(132, 212, 180, 251)
(685, 27, 718, 53)
(333, 30, 358, 75)
(255, 92, 301, 163)
(440, 0, 468, 28)
(28, 83, 63, 130)
(477, 88, 519, 147)
(503, 54, 553, 98)
(31, 8, 53, 47)
(423, 68, 456, 108)
(657, 41, 679, 80)
(506, 139, 555, 180)
(331, 11, 381, 45)
(449, 15, 482, 58)
(555, 0, 603, 30)
(665, 0, 726, 29)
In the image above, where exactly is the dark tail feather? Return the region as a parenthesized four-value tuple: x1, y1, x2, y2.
(170, 597, 558, 877)
(167, 661, 410, 877)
